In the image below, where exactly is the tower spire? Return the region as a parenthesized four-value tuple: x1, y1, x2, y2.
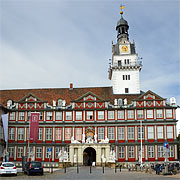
(120, 5, 125, 17)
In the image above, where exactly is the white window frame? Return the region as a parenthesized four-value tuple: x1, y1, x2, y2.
(127, 110, 134, 119)
(9, 112, 15, 120)
(128, 146, 134, 158)
(76, 111, 82, 120)
(108, 127, 114, 140)
(55, 147, 62, 158)
(128, 127, 134, 139)
(46, 147, 51, 158)
(98, 127, 104, 140)
(18, 128, 24, 140)
(56, 112, 62, 120)
(108, 111, 114, 120)
(17, 147, 23, 158)
(156, 109, 163, 119)
(38, 128, 43, 140)
(55, 128, 62, 140)
(138, 126, 144, 139)
(27, 111, 31, 121)
(167, 126, 173, 139)
(137, 110, 143, 119)
(147, 110, 153, 119)
(66, 112, 72, 120)
(39, 112, 43, 120)
(169, 145, 174, 157)
(97, 111, 104, 120)
(118, 110, 124, 119)
(65, 128, 71, 140)
(47, 112, 53, 120)
(158, 146, 164, 158)
(75, 128, 82, 140)
(148, 126, 154, 139)
(9, 128, 15, 140)
(157, 126, 164, 139)
(119, 146, 124, 158)
(46, 128, 52, 140)
(36, 147, 42, 158)
(87, 111, 93, 120)
(118, 127, 124, 140)
(166, 109, 173, 118)
(19, 112, 24, 120)
(9, 147, 14, 157)
(148, 146, 154, 158)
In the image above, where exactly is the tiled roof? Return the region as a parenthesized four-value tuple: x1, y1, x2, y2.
(0, 86, 141, 107)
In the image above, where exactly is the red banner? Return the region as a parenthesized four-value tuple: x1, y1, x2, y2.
(30, 112, 39, 142)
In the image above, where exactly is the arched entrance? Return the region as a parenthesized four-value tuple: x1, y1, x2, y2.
(83, 147, 96, 166)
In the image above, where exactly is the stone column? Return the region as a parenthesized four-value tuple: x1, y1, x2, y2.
(69, 145, 74, 165)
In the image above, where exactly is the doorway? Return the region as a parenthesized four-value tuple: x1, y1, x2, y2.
(83, 147, 96, 166)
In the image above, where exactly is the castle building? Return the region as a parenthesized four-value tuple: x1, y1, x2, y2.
(0, 9, 178, 166)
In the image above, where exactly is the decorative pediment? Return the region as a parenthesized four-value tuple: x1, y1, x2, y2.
(137, 90, 165, 100)
(17, 93, 45, 102)
(73, 91, 104, 102)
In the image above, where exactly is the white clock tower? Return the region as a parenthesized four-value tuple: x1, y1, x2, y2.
(109, 9, 142, 94)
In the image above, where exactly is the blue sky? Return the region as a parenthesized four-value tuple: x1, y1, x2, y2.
(0, 0, 180, 105)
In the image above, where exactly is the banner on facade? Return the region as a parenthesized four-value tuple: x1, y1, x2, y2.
(29, 112, 39, 142)
(1, 114, 9, 142)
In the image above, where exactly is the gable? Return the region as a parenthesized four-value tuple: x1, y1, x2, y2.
(18, 93, 45, 102)
(138, 90, 164, 100)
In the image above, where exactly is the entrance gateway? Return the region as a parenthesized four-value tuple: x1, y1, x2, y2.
(83, 147, 96, 166)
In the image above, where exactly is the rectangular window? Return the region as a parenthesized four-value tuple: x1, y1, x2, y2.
(98, 127, 104, 140)
(55, 128, 62, 140)
(38, 128, 43, 140)
(36, 147, 42, 158)
(39, 112, 43, 120)
(169, 145, 174, 157)
(27, 128, 29, 140)
(46, 147, 51, 158)
(158, 146, 164, 158)
(148, 146, 154, 158)
(128, 75, 130, 80)
(56, 112, 62, 120)
(148, 126, 154, 139)
(19, 112, 24, 120)
(47, 112, 53, 120)
(75, 128, 82, 140)
(166, 109, 173, 118)
(156, 109, 163, 119)
(97, 111, 104, 120)
(118, 127, 124, 140)
(108, 111, 114, 120)
(119, 146, 124, 158)
(55, 147, 61, 158)
(147, 110, 153, 119)
(66, 112, 72, 120)
(65, 128, 71, 140)
(157, 126, 164, 139)
(138, 126, 144, 139)
(118, 110, 124, 119)
(9, 147, 14, 158)
(28, 111, 31, 121)
(137, 110, 144, 119)
(9, 112, 15, 120)
(18, 128, 24, 140)
(128, 127, 134, 139)
(76, 111, 82, 120)
(46, 128, 52, 140)
(128, 146, 134, 158)
(108, 127, 114, 140)
(9, 128, 15, 140)
(87, 111, 93, 120)
(127, 110, 134, 119)
(167, 126, 173, 139)
(125, 88, 129, 93)
(17, 147, 23, 158)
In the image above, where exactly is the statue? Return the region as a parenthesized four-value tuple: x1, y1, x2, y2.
(94, 134, 97, 143)
(82, 133, 85, 143)
(99, 136, 109, 143)
(124, 98, 127, 105)
(71, 136, 80, 144)
(63, 151, 68, 162)
(109, 150, 115, 163)
(58, 150, 63, 162)
(101, 154, 106, 163)
(74, 153, 77, 163)
(86, 136, 93, 144)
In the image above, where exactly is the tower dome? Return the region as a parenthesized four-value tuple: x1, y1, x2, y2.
(116, 16, 129, 41)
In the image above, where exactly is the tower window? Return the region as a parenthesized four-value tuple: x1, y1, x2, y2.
(122, 75, 130, 80)
(125, 88, 129, 93)
(118, 60, 122, 66)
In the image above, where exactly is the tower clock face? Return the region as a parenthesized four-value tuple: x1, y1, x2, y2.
(121, 45, 128, 52)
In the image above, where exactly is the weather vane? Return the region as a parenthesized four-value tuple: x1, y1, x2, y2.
(120, 5, 125, 16)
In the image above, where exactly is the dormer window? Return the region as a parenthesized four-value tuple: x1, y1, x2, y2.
(57, 99, 63, 107)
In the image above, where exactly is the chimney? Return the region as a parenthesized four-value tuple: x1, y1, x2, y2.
(69, 83, 73, 90)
